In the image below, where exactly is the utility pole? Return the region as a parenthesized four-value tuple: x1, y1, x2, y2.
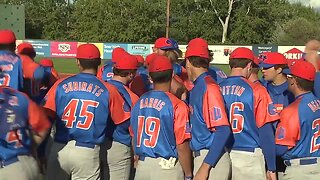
(166, 0, 170, 38)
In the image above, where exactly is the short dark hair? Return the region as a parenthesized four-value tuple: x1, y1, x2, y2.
(294, 76, 314, 92)
(78, 58, 101, 70)
(149, 69, 173, 83)
(229, 58, 252, 69)
(113, 68, 136, 77)
(0, 43, 16, 52)
(20, 51, 36, 59)
(187, 56, 209, 69)
(274, 64, 289, 72)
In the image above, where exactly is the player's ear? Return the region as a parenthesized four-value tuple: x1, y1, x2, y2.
(276, 67, 283, 74)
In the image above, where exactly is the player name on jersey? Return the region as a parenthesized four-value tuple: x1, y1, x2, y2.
(0, 54, 19, 63)
(307, 99, 320, 112)
(0, 64, 13, 71)
(139, 97, 166, 111)
(220, 85, 245, 97)
(62, 81, 104, 97)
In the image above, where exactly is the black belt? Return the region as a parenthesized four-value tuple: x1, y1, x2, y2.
(284, 158, 318, 166)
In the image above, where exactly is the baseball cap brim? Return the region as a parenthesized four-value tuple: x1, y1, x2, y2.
(282, 68, 291, 75)
(259, 62, 275, 69)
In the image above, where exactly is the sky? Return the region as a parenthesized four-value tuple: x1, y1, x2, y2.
(289, 0, 320, 8)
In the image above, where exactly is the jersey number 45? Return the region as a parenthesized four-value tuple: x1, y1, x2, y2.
(62, 99, 99, 130)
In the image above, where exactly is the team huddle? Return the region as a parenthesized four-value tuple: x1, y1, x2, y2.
(0, 29, 319, 180)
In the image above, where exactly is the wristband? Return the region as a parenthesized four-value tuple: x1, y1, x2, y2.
(185, 175, 193, 180)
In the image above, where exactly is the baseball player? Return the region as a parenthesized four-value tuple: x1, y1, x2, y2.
(185, 44, 231, 180)
(130, 55, 193, 180)
(303, 40, 320, 98)
(259, 52, 295, 114)
(97, 47, 126, 81)
(219, 47, 280, 180)
(0, 86, 50, 180)
(16, 42, 47, 103)
(101, 53, 139, 180)
(186, 38, 227, 84)
(129, 53, 155, 96)
(44, 44, 130, 180)
(275, 60, 320, 180)
(0, 29, 23, 90)
(153, 37, 193, 91)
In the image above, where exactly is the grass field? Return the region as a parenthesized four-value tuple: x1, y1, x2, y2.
(35, 57, 231, 75)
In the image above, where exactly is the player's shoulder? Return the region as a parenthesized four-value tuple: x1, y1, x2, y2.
(164, 91, 188, 109)
(0, 51, 21, 63)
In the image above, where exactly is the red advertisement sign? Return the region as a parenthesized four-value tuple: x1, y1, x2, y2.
(283, 48, 304, 61)
(50, 41, 78, 58)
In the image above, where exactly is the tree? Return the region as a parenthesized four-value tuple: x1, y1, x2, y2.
(272, 17, 320, 45)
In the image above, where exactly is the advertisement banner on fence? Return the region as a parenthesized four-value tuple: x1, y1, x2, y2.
(103, 43, 127, 60)
(208, 45, 252, 64)
(127, 44, 152, 57)
(252, 45, 278, 56)
(278, 46, 305, 61)
(51, 41, 78, 58)
(23, 40, 51, 57)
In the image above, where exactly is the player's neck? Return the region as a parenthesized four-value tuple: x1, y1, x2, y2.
(230, 68, 247, 78)
(80, 69, 97, 75)
(293, 89, 310, 98)
(192, 68, 208, 82)
(112, 76, 129, 85)
(153, 82, 171, 92)
(271, 74, 287, 86)
(248, 73, 259, 83)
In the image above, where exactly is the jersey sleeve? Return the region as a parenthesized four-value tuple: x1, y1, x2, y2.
(275, 102, 301, 147)
(28, 99, 51, 133)
(203, 80, 230, 129)
(124, 86, 139, 106)
(20, 55, 40, 79)
(253, 83, 280, 128)
(96, 66, 104, 80)
(104, 82, 130, 125)
(173, 101, 191, 145)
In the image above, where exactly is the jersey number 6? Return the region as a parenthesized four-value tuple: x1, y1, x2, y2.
(230, 102, 244, 133)
(62, 99, 99, 130)
(136, 116, 160, 148)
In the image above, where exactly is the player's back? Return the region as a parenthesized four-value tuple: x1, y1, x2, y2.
(131, 90, 188, 159)
(279, 92, 320, 159)
(0, 86, 49, 160)
(220, 76, 268, 149)
(50, 73, 119, 145)
(0, 50, 23, 90)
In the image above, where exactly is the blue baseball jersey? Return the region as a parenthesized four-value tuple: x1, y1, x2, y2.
(130, 90, 191, 159)
(276, 92, 320, 160)
(261, 79, 295, 113)
(189, 72, 230, 151)
(173, 63, 182, 76)
(0, 50, 23, 90)
(44, 73, 130, 145)
(98, 61, 114, 81)
(107, 79, 139, 146)
(208, 66, 228, 84)
(220, 76, 279, 149)
(0, 86, 50, 161)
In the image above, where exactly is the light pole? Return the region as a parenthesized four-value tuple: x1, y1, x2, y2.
(166, 0, 170, 38)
